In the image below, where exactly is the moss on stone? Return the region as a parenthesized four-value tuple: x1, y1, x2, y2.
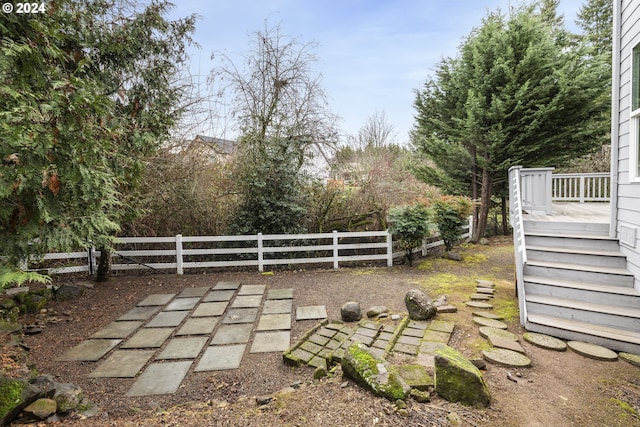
(0, 377, 27, 420)
(434, 345, 490, 408)
(610, 398, 638, 420)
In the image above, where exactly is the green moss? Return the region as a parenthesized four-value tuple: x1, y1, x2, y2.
(434, 346, 490, 408)
(493, 299, 519, 323)
(417, 260, 433, 271)
(461, 253, 487, 265)
(0, 377, 27, 419)
(610, 398, 638, 420)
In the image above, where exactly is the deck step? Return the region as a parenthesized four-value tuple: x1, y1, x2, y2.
(523, 220, 609, 236)
(525, 313, 640, 354)
(526, 245, 627, 268)
(524, 275, 640, 307)
(525, 260, 634, 287)
(525, 232, 620, 251)
(526, 294, 640, 331)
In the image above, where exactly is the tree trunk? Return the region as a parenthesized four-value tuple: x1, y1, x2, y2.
(470, 146, 480, 242)
(96, 247, 111, 282)
(473, 165, 493, 242)
(501, 195, 509, 235)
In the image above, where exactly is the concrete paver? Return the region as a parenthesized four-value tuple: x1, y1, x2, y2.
(266, 288, 294, 300)
(145, 310, 189, 328)
(176, 317, 218, 336)
(177, 287, 210, 298)
(222, 308, 258, 324)
(296, 305, 327, 320)
(213, 281, 240, 290)
(126, 361, 192, 396)
(195, 344, 246, 371)
(211, 323, 252, 344)
(158, 337, 208, 359)
(137, 293, 176, 306)
(164, 297, 201, 311)
(88, 350, 155, 378)
(192, 301, 229, 317)
(120, 327, 174, 348)
(263, 299, 292, 314)
(238, 284, 266, 295)
(250, 331, 291, 353)
(257, 313, 291, 331)
(117, 305, 162, 321)
(89, 321, 143, 339)
(231, 295, 263, 308)
(203, 290, 235, 302)
(57, 339, 122, 361)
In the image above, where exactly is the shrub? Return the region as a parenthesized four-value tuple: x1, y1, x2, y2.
(387, 204, 431, 266)
(431, 196, 473, 251)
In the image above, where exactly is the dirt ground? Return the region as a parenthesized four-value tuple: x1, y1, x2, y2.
(8, 236, 640, 426)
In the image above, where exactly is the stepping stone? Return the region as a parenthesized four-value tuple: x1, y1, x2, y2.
(620, 352, 640, 367)
(267, 288, 294, 300)
(488, 335, 526, 354)
(222, 308, 258, 324)
(263, 299, 292, 314)
(177, 287, 209, 298)
(118, 305, 162, 321)
(473, 317, 508, 329)
(470, 293, 491, 301)
(57, 339, 121, 361)
(437, 305, 457, 313)
(137, 294, 176, 306)
(238, 284, 266, 295)
(231, 295, 262, 308)
(213, 281, 240, 290)
(482, 349, 531, 367)
(567, 341, 618, 361)
(211, 323, 253, 344)
(89, 321, 143, 339)
(465, 301, 493, 309)
(396, 364, 434, 391)
(88, 350, 155, 378)
(479, 327, 518, 342)
(164, 297, 200, 311)
(404, 327, 426, 338)
(408, 320, 428, 330)
(296, 305, 327, 320)
(193, 301, 229, 317)
(195, 344, 246, 371)
(522, 332, 567, 351)
(250, 331, 291, 353)
(176, 317, 218, 336)
(203, 290, 235, 302)
(394, 343, 419, 356)
(472, 310, 503, 320)
(398, 335, 421, 346)
(146, 311, 189, 328)
(257, 313, 291, 331)
(476, 280, 495, 288)
(126, 361, 192, 396)
(121, 327, 174, 349)
(158, 337, 208, 359)
(422, 330, 451, 344)
(428, 320, 455, 334)
(476, 288, 494, 295)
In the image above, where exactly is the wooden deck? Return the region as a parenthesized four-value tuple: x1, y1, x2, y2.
(523, 202, 610, 223)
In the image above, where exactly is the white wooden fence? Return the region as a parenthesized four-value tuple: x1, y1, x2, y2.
(29, 219, 472, 276)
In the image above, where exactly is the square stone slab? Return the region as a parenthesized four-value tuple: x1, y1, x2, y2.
(146, 311, 189, 328)
(250, 331, 290, 353)
(296, 305, 327, 321)
(137, 293, 176, 307)
(203, 290, 235, 302)
(257, 314, 291, 331)
(238, 285, 266, 295)
(231, 295, 262, 308)
(57, 339, 121, 361)
(222, 308, 258, 324)
(195, 344, 246, 371)
(266, 288, 294, 300)
(118, 305, 162, 321)
(213, 281, 241, 290)
(211, 324, 253, 344)
(177, 287, 210, 298)
(89, 321, 143, 339)
(88, 350, 155, 378)
(176, 317, 219, 336)
(192, 301, 229, 317)
(121, 327, 174, 349)
(126, 361, 192, 396)
(158, 337, 208, 359)
(263, 299, 292, 314)
(164, 297, 200, 311)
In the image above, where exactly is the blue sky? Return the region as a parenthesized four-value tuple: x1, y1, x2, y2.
(167, 0, 586, 144)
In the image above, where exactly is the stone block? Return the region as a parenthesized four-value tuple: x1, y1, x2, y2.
(435, 345, 490, 407)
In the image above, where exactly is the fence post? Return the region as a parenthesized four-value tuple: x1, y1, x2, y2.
(579, 175, 585, 203)
(386, 230, 393, 267)
(257, 233, 264, 272)
(88, 246, 95, 276)
(467, 215, 474, 240)
(333, 230, 339, 269)
(176, 234, 183, 275)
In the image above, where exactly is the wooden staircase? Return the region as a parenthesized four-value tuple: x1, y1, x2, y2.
(522, 221, 640, 354)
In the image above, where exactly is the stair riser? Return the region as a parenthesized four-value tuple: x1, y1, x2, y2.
(524, 264, 634, 287)
(524, 283, 639, 308)
(525, 235, 620, 251)
(524, 221, 609, 236)
(527, 250, 627, 268)
(526, 302, 640, 331)
(524, 322, 640, 354)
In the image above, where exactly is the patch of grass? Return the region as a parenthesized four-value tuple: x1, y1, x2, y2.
(417, 260, 433, 271)
(350, 269, 377, 276)
(609, 398, 638, 421)
(470, 336, 492, 357)
(493, 299, 520, 323)
(462, 253, 487, 265)
(411, 273, 472, 296)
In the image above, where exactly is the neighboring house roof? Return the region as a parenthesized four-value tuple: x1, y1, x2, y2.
(190, 135, 236, 155)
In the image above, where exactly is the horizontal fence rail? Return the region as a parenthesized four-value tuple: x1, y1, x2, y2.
(25, 219, 472, 276)
(551, 172, 610, 203)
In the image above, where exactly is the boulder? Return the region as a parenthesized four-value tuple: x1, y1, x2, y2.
(404, 289, 436, 321)
(22, 398, 57, 421)
(341, 343, 410, 401)
(0, 376, 44, 426)
(53, 284, 84, 302)
(366, 306, 390, 318)
(446, 251, 462, 261)
(434, 345, 490, 408)
(341, 301, 362, 322)
(53, 383, 84, 413)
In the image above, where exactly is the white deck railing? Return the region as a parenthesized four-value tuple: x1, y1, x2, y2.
(27, 220, 472, 275)
(551, 172, 610, 203)
(508, 166, 528, 325)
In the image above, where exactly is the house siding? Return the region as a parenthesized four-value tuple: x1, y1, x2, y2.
(616, 0, 640, 289)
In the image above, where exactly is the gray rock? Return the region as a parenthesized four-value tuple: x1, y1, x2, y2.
(341, 301, 362, 322)
(22, 398, 57, 421)
(53, 383, 84, 413)
(447, 251, 462, 261)
(433, 295, 448, 307)
(53, 284, 84, 301)
(435, 345, 490, 408)
(0, 377, 44, 426)
(404, 289, 436, 321)
(479, 238, 490, 245)
(366, 306, 390, 318)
